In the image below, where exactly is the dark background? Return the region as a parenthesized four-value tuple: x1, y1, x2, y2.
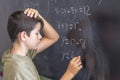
(0, 0, 120, 80)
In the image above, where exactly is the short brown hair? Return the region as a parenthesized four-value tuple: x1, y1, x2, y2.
(7, 10, 44, 42)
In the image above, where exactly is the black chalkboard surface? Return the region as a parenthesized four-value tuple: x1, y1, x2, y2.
(0, 0, 111, 80)
(28, 0, 107, 80)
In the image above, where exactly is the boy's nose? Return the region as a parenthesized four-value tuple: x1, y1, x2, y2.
(39, 34, 42, 39)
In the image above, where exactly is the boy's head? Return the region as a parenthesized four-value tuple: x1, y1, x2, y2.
(7, 10, 44, 42)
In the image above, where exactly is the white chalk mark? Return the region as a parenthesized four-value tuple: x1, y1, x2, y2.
(98, 0, 103, 6)
(45, 0, 50, 17)
(61, 52, 66, 61)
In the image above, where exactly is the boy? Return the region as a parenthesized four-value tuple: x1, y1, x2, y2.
(2, 8, 82, 80)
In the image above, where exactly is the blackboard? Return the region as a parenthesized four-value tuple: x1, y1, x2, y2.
(22, 0, 109, 80)
(1, 0, 117, 80)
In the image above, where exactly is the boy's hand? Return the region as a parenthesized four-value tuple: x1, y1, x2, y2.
(60, 56, 83, 80)
(66, 56, 83, 77)
(24, 8, 39, 18)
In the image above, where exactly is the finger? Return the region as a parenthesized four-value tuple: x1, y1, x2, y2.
(74, 59, 80, 65)
(76, 60, 82, 67)
(26, 9, 32, 17)
(28, 9, 38, 18)
(78, 65, 83, 70)
(24, 8, 34, 17)
(71, 57, 78, 62)
(34, 12, 38, 18)
(72, 56, 81, 62)
(76, 60, 82, 65)
(29, 11, 35, 17)
(24, 8, 30, 14)
(76, 62, 83, 69)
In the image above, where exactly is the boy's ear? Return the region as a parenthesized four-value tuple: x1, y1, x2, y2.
(20, 31, 28, 41)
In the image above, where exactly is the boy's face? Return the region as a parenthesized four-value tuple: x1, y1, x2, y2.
(25, 23, 42, 50)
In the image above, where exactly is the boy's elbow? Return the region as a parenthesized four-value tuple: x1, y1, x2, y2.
(54, 33, 60, 42)
(50, 32, 59, 43)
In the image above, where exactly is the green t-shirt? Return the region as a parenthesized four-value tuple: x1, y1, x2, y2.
(2, 49, 51, 80)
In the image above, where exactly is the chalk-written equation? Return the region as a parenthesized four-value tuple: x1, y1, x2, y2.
(23, 0, 50, 17)
(55, 5, 91, 18)
(61, 36, 86, 48)
(58, 22, 87, 61)
(57, 21, 83, 32)
(61, 36, 86, 61)
(23, 0, 39, 8)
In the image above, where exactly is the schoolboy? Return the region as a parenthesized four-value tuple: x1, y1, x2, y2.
(2, 8, 82, 80)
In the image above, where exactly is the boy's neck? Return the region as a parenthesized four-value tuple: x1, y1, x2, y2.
(10, 41, 28, 56)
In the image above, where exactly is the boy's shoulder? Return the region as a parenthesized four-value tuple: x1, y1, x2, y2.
(2, 49, 11, 63)
(2, 49, 23, 64)
(2, 49, 37, 63)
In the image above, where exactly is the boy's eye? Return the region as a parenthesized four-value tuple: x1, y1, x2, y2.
(36, 32, 39, 35)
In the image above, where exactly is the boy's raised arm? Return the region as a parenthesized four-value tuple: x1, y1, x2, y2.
(24, 8, 59, 53)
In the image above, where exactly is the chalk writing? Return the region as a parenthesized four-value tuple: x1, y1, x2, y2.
(57, 21, 83, 32)
(23, 1, 39, 9)
(57, 20, 86, 61)
(61, 39, 86, 61)
(98, 0, 103, 6)
(55, 5, 91, 18)
(61, 52, 74, 61)
(50, 0, 57, 3)
(23, 0, 50, 17)
(61, 36, 86, 47)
